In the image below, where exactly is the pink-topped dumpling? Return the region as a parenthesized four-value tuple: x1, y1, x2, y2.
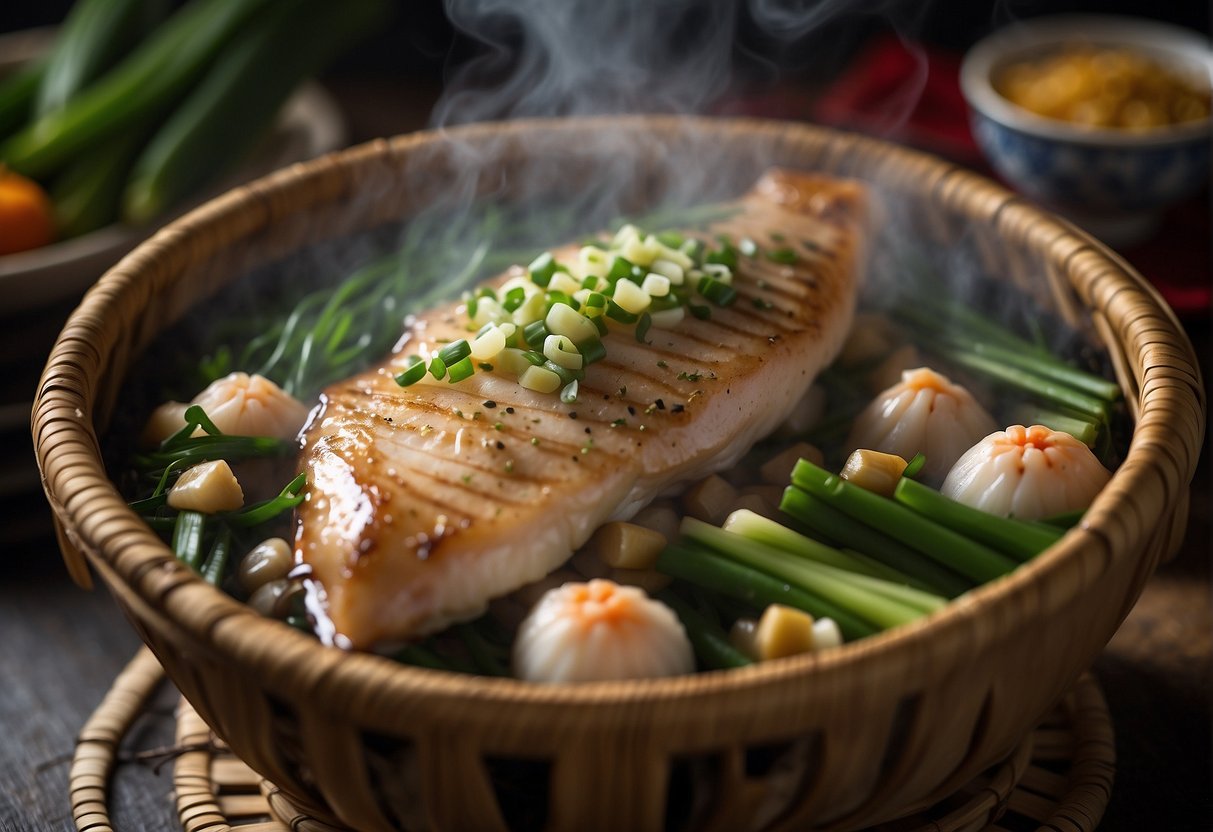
(144, 373, 312, 445)
(941, 424, 1111, 520)
(846, 367, 997, 483)
(513, 579, 694, 683)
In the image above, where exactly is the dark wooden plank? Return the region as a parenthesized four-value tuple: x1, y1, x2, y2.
(0, 545, 178, 832)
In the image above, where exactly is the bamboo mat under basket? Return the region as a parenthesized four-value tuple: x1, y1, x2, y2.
(70, 648, 1114, 832)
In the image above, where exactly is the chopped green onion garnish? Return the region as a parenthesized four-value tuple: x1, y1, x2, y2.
(428, 356, 447, 380)
(545, 290, 577, 313)
(607, 256, 634, 283)
(636, 312, 652, 343)
(766, 247, 798, 264)
(447, 356, 475, 383)
(681, 238, 705, 264)
(697, 276, 737, 306)
(529, 252, 557, 287)
(523, 321, 550, 349)
(580, 338, 607, 365)
(522, 350, 546, 366)
(543, 359, 582, 386)
(561, 380, 579, 403)
(394, 355, 427, 387)
(656, 231, 685, 248)
(502, 286, 527, 312)
(739, 237, 758, 257)
(606, 300, 639, 324)
(688, 303, 711, 320)
(437, 339, 471, 365)
(705, 245, 737, 268)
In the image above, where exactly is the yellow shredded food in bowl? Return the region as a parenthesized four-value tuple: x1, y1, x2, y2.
(994, 45, 1211, 130)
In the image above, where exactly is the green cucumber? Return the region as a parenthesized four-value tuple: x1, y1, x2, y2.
(123, 0, 390, 225)
(0, 0, 276, 178)
(35, 0, 170, 117)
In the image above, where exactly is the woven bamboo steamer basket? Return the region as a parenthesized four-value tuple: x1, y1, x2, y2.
(33, 115, 1203, 832)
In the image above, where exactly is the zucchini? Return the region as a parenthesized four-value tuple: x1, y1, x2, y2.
(123, 0, 390, 225)
(35, 0, 170, 117)
(0, 0, 276, 179)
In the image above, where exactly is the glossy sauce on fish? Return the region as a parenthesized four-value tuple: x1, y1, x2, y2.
(297, 169, 868, 648)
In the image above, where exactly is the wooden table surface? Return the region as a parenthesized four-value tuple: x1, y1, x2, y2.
(1, 76, 1209, 832)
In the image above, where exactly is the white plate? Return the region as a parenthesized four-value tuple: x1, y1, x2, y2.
(0, 28, 348, 314)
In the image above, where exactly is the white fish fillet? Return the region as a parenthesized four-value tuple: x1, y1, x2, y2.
(296, 169, 867, 648)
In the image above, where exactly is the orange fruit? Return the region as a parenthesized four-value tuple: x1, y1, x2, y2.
(0, 167, 56, 256)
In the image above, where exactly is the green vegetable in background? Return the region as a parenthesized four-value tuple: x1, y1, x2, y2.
(34, 0, 170, 117)
(0, 61, 44, 143)
(50, 129, 147, 238)
(0, 0, 277, 179)
(123, 0, 391, 225)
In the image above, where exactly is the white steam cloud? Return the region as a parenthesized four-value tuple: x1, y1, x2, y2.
(433, 0, 743, 125)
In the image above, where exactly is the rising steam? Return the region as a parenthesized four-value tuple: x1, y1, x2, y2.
(433, 0, 741, 124)
(433, 0, 938, 129)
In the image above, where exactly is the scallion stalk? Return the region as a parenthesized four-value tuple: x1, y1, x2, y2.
(722, 509, 916, 586)
(893, 478, 1062, 562)
(656, 543, 876, 640)
(681, 518, 944, 628)
(791, 460, 1018, 584)
(1039, 509, 1085, 529)
(171, 510, 206, 571)
(1011, 405, 1100, 447)
(658, 590, 752, 670)
(201, 525, 232, 586)
(777, 486, 972, 598)
(224, 473, 306, 527)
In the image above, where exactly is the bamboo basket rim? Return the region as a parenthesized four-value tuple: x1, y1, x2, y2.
(32, 115, 1205, 721)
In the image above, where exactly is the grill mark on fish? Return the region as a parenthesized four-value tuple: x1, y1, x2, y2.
(297, 168, 867, 647)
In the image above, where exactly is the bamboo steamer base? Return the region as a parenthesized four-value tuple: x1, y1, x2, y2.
(71, 649, 1115, 832)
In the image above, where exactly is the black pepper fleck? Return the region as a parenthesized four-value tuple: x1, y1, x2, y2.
(671, 404, 685, 413)
(627, 406, 636, 416)
(568, 412, 578, 420)
(495, 440, 505, 450)
(505, 407, 515, 414)
(655, 399, 665, 410)
(483, 400, 497, 409)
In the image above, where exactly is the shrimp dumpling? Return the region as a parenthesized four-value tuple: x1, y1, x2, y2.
(846, 367, 997, 483)
(941, 424, 1111, 520)
(513, 579, 694, 683)
(192, 373, 311, 440)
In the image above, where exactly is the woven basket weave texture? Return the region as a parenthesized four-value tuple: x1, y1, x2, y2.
(34, 116, 1204, 831)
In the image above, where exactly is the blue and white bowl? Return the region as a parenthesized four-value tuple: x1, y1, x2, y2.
(961, 15, 1212, 245)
